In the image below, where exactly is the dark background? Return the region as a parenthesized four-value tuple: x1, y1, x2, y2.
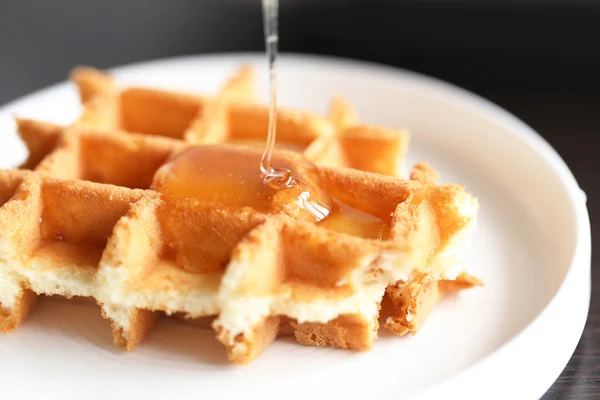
(1, 1, 598, 398)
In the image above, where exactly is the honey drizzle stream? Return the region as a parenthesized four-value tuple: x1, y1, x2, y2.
(152, 0, 387, 234)
(260, 0, 292, 189)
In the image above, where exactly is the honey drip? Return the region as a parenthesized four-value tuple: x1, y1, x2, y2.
(318, 201, 390, 240)
(260, 0, 290, 189)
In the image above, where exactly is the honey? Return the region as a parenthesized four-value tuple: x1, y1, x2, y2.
(259, 0, 291, 188)
(319, 201, 390, 240)
(152, 145, 332, 223)
(151, 0, 389, 238)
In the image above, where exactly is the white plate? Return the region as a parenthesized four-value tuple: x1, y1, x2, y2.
(0, 54, 590, 400)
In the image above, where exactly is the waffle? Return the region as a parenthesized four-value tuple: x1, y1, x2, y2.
(0, 65, 481, 364)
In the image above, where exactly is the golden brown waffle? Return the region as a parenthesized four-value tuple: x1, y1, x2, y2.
(0, 65, 481, 364)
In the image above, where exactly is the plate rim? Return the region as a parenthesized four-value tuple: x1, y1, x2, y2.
(0, 52, 591, 400)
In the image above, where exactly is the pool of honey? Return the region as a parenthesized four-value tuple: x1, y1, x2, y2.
(152, 145, 390, 239)
(318, 201, 390, 240)
(152, 146, 331, 223)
